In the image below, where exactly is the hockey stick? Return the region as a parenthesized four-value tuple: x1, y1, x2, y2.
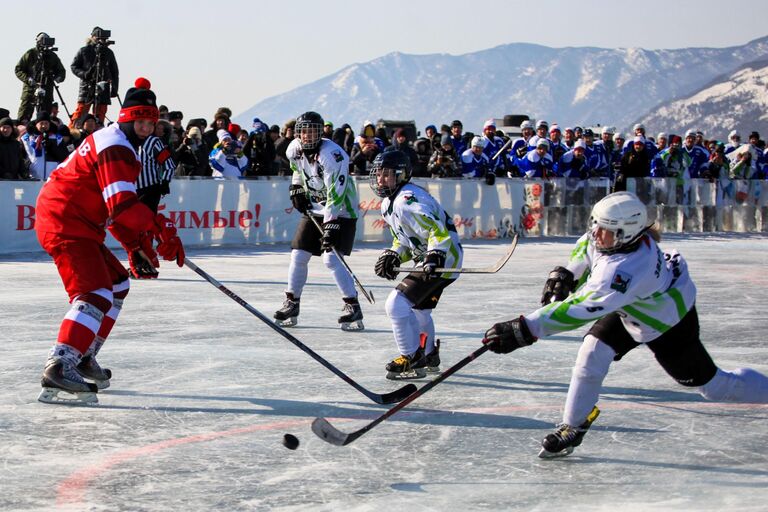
(312, 343, 492, 446)
(393, 233, 518, 274)
(306, 214, 375, 304)
(184, 258, 413, 404)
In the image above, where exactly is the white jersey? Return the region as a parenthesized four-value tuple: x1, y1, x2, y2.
(287, 138, 357, 222)
(380, 183, 463, 279)
(525, 233, 696, 343)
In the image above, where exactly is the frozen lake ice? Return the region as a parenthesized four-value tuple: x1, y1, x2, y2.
(1, 234, 767, 511)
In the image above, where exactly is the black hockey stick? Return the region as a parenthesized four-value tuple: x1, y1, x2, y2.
(312, 343, 491, 445)
(393, 233, 518, 274)
(306, 214, 375, 304)
(184, 259, 414, 404)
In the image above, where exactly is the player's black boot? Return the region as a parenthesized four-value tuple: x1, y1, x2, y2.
(338, 296, 364, 331)
(386, 348, 426, 380)
(274, 293, 300, 327)
(538, 406, 600, 458)
(424, 339, 441, 373)
(39, 357, 98, 404)
(77, 355, 112, 390)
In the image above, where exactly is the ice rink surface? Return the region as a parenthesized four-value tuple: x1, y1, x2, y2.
(2, 234, 767, 511)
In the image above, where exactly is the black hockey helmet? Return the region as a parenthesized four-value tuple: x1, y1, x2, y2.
(370, 148, 412, 198)
(295, 111, 324, 154)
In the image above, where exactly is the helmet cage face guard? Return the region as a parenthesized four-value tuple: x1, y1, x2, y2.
(295, 120, 323, 152)
(369, 154, 410, 198)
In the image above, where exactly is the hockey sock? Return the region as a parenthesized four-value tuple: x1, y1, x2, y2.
(698, 367, 768, 403)
(323, 251, 357, 298)
(48, 342, 83, 367)
(562, 335, 615, 426)
(57, 289, 113, 355)
(287, 249, 311, 297)
(413, 309, 436, 353)
(91, 279, 130, 355)
(385, 289, 420, 356)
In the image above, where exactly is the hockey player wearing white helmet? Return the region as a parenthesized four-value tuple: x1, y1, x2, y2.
(482, 191, 768, 458)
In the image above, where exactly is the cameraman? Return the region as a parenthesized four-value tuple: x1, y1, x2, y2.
(69, 27, 119, 128)
(15, 32, 66, 123)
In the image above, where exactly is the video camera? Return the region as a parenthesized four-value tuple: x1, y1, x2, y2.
(37, 35, 58, 52)
(92, 27, 115, 46)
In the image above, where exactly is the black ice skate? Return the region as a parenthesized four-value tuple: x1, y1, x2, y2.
(424, 339, 441, 374)
(274, 293, 300, 327)
(385, 348, 426, 380)
(77, 355, 112, 390)
(538, 406, 600, 458)
(338, 297, 364, 331)
(38, 359, 98, 405)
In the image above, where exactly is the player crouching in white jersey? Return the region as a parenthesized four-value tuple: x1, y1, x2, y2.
(371, 150, 464, 379)
(483, 191, 768, 458)
(274, 111, 364, 331)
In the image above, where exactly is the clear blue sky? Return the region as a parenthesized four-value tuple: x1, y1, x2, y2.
(2, 0, 765, 123)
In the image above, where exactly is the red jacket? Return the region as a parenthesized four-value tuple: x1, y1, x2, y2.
(35, 123, 155, 247)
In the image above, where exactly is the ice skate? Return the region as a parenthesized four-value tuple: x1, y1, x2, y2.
(77, 355, 112, 390)
(338, 297, 364, 331)
(274, 293, 300, 327)
(38, 359, 98, 405)
(424, 339, 441, 374)
(538, 406, 600, 458)
(385, 348, 426, 380)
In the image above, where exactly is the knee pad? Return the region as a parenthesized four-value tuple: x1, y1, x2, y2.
(291, 249, 312, 267)
(385, 289, 415, 320)
(572, 335, 616, 382)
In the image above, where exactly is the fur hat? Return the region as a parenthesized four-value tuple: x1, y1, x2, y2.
(118, 77, 159, 123)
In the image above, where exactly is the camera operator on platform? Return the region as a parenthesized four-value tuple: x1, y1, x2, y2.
(69, 27, 119, 128)
(15, 32, 66, 123)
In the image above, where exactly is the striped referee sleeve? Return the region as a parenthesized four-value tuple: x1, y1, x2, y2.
(137, 136, 176, 190)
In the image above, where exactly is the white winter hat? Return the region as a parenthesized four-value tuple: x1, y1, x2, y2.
(536, 138, 550, 149)
(613, 132, 625, 141)
(602, 126, 616, 135)
(729, 129, 740, 139)
(633, 135, 646, 144)
(633, 123, 645, 131)
(573, 140, 586, 150)
(520, 120, 534, 130)
(684, 129, 696, 138)
(471, 136, 487, 148)
(217, 129, 232, 142)
(536, 119, 549, 129)
(657, 132, 667, 140)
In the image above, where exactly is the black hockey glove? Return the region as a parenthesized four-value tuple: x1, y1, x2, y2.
(422, 249, 446, 279)
(321, 221, 342, 252)
(289, 184, 311, 214)
(516, 146, 528, 158)
(485, 171, 496, 186)
(540, 266, 575, 305)
(159, 179, 171, 196)
(483, 316, 537, 354)
(375, 249, 400, 280)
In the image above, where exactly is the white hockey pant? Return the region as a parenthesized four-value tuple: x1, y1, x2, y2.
(563, 334, 616, 426)
(697, 368, 768, 403)
(385, 289, 435, 356)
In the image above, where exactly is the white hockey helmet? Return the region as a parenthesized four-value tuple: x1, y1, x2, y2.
(588, 192, 649, 253)
(520, 120, 534, 130)
(602, 126, 616, 135)
(471, 135, 487, 148)
(729, 129, 740, 140)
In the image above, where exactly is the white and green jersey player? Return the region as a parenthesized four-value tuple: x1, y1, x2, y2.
(371, 149, 463, 379)
(275, 111, 363, 331)
(483, 191, 768, 458)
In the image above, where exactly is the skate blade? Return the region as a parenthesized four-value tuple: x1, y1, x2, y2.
(537, 446, 574, 459)
(386, 368, 427, 380)
(426, 366, 441, 374)
(275, 317, 298, 327)
(38, 387, 98, 405)
(340, 320, 364, 331)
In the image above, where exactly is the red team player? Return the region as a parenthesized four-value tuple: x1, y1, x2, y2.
(34, 78, 185, 404)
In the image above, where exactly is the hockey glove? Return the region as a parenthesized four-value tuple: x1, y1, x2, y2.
(289, 184, 311, 214)
(321, 220, 342, 252)
(422, 249, 446, 279)
(483, 316, 537, 354)
(128, 232, 159, 279)
(153, 213, 185, 266)
(515, 146, 528, 158)
(159, 180, 171, 196)
(485, 171, 496, 186)
(375, 249, 401, 280)
(540, 266, 575, 305)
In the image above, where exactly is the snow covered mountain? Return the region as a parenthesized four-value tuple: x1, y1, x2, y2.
(637, 60, 768, 141)
(235, 37, 768, 136)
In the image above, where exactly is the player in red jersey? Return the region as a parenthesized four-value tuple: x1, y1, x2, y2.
(35, 77, 185, 404)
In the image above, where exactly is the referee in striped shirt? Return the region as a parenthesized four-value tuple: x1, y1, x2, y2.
(136, 133, 176, 213)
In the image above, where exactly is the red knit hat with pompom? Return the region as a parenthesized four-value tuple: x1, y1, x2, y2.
(118, 77, 159, 123)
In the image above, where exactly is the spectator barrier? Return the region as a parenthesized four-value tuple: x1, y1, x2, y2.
(2, 177, 765, 255)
